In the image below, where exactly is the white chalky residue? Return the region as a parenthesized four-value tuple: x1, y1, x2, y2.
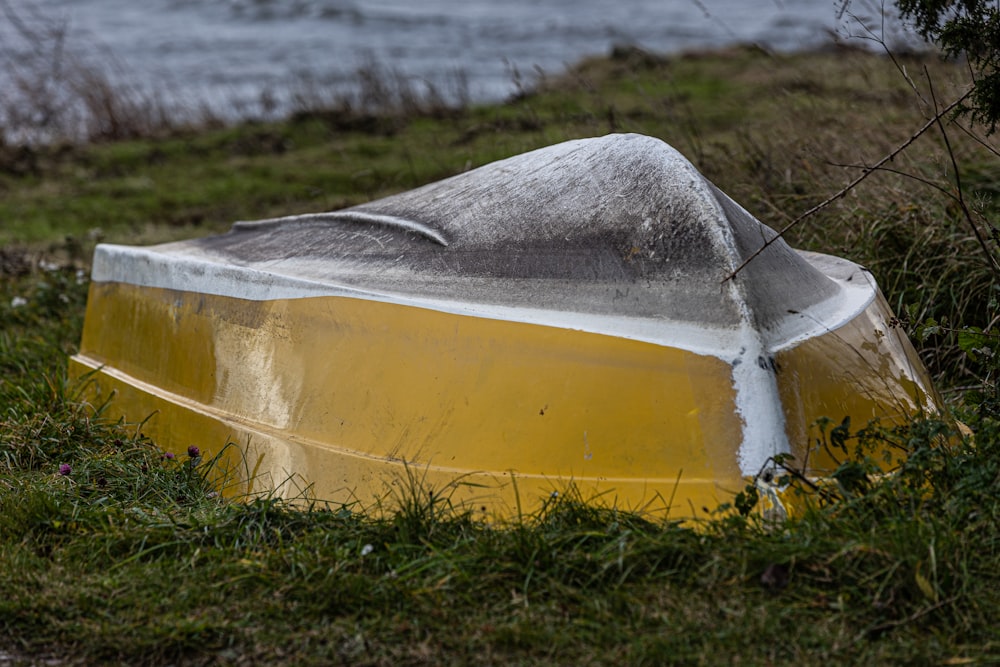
(96, 243, 868, 360)
(651, 147, 793, 476)
(213, 321, 299, 431)
(234, 211, 450, 247)
(731, 320, 791, 476)
(695, 190, 792, 476)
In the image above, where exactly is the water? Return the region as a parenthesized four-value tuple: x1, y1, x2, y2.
(0, 0, 918, 133)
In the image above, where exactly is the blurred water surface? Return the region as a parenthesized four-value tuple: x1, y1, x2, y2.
(1, 0, 916, 124)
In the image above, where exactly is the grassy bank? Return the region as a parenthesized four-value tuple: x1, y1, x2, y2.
(1, 46, 999, 664)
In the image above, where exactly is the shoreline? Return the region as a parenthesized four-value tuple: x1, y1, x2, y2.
(1, 0, 900, 143)
(0, 37, 932, 148)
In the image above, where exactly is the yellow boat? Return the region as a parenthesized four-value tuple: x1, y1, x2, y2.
(70, 133, 940, 519)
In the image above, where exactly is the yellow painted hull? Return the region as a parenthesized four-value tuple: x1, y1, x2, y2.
(70, 134, 946, 519)
(70, 279, 935, 519)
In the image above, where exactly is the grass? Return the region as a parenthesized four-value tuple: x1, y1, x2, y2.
(0, 43, 999, 664)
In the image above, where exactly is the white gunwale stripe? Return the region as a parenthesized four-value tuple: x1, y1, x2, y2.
(90, 243, 876, 361)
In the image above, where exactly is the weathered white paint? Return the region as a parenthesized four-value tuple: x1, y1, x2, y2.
(90, 242, 873, 358)
(234, 211, 451, 247)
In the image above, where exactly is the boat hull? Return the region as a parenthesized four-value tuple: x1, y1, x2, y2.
(70, 133, 944, 519)
(70, 273, 935, 518)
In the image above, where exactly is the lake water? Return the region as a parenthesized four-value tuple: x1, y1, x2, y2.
(1, 0, 919, 131)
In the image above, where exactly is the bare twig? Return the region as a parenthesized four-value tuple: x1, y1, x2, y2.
(0, 0, 45, 49)
(925, 67, 1000, 282)
(845, 1, 928, 107)
(724, 89, 972, 283)
(953, 121, 1000, 159)
(825, 161, 954, 198)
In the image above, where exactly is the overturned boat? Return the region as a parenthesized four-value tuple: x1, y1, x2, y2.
(71, 133, 940, 518)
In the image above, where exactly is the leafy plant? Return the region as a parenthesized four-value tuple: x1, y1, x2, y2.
(895, 0, 1000, 132)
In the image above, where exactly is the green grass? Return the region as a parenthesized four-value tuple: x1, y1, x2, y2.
(1, 46, 999, 664)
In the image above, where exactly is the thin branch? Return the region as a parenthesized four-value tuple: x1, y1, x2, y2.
(0, 0, 42, 46)
(847, 2, 929, 107)
(925, 67, 1000, 282)
(826, 160, 956, 199)
(724, 89, 972, 283)
(953, 121, 1000, 159)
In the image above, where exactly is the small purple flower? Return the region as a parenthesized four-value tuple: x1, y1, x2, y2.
(58, 464, 71, 476)
(164, 452, 175, 460)
(187, 445, 201, 458)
